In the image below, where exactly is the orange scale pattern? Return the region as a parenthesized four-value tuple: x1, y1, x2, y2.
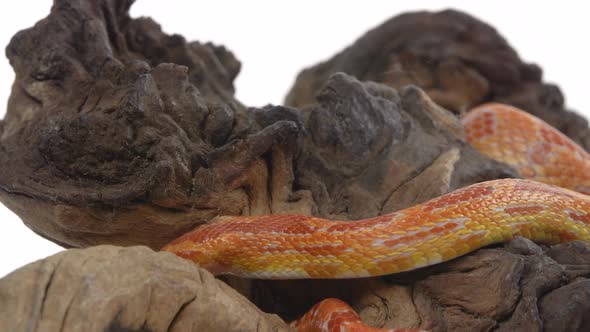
(463, 103, 590, 194)
(161, 103, 590, 332)
(162, 179, 590, 279)
(290, 298, 427, 332)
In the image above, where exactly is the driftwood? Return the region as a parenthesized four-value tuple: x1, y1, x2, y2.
(1, 238, 589, 331)
(0, 246, 288, 331)
(1, 1, 589, 331)
(285, 10, 590, 151)
(0, 0, 514, 251)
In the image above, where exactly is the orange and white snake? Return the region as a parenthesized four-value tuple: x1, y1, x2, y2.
(163, 103, 590, 332)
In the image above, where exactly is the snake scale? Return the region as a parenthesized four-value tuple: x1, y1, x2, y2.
(163, 103, 590, 332)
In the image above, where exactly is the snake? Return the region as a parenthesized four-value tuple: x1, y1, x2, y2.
(162, 103, 590, 332)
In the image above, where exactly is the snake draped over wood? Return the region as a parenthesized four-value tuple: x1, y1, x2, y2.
(162, 103, 590, 332)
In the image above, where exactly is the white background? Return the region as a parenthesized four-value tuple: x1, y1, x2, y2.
(1, 1, 589, 277)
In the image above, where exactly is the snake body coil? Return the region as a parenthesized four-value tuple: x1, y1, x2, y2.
(463, 103, 590, 194)
(163, 103, 590, 332)
(163, 178, 590, 279)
